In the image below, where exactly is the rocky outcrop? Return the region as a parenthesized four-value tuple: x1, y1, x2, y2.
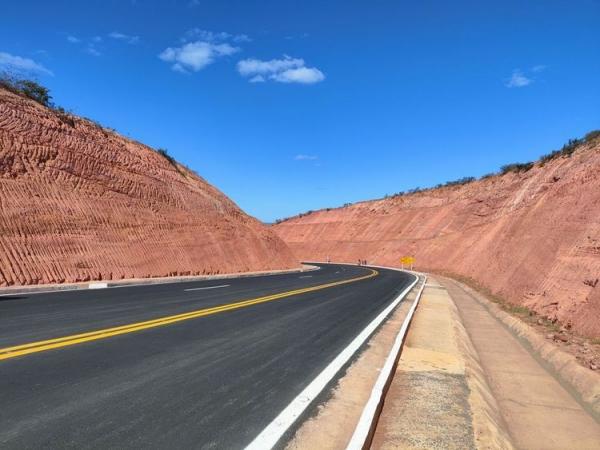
(0, 88, 298, 286)
(274, 138, 600, 337)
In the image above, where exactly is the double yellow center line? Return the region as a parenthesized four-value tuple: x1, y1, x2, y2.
(0, 269, 378, 361)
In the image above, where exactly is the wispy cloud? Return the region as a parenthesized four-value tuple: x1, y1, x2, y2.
(64, 34, 104, 55)
(159, 41, 239, 73)
(506, 69, 532, 88)
(0, 52, 53, 76)
(505, 65, 547, 88)
(181, 28, 251, 44)
(294, 154, 318, 161)
(237, 55, 325, 84)
(85, 46, 101, 57)
(109, 31, 140, 44)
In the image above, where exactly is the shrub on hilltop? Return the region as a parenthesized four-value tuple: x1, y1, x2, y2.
(0, 74, 52, 107)
(157, 148, 177, 167)
(500, 162, 534, 175)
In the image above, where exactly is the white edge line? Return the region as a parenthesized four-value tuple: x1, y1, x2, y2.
(346, 272, 427, 450)
(184, 284, 230, 291)
(244, 271, 419, 450)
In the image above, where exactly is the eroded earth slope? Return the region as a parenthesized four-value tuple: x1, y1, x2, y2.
(0, 88, 298, 286)
(275, 138, 600, 336)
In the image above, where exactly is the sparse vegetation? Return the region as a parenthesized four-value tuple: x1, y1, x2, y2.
(539, 132, 599, 164)
(0, 73, 194, 179)
(436, 176, 476, 189)
(584, 130, 600, 142)
(273, 130, 598, 224)
(156, 148, 177, 167)
(506, 305, 531, 316)
(500, 161, 534, 175)
(0, 74, 52, 107)
(1, 73, 78, 127)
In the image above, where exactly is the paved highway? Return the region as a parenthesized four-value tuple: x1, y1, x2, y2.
(0, 263, 416, 449)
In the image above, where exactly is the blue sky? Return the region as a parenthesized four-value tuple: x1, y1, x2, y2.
(2, 0, 599, 222)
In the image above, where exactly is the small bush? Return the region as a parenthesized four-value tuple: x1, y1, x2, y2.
(17, 79, 52, 106)
(540, 136, 588, 164)
(584, 130, 600, 143)
(53, 106, 76, 127)
(480, 172, 496, 180)
(500, 162, 534, 175)
(157, 148, 177, 166)
(0, 74, 52, 107)
(443, 176, 476, 187)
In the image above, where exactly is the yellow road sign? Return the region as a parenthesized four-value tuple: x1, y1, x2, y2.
(400, 256, 415, 269)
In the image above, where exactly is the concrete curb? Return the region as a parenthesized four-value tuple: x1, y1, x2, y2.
(446, 278, 600, 422)
(0, 265, 319, 296)
(346, 273, 427, 450)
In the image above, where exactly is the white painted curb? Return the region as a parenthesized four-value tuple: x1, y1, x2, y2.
(245, 263, 419, 450)
(346, 272, 427, 450)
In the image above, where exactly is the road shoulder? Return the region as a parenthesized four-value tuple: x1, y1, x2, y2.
(285, 279, 420, 449)
(371, 278, 512, 450)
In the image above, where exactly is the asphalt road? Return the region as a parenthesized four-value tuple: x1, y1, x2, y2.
(0, 263, 416, 449)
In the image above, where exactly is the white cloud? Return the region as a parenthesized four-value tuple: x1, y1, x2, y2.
(272, 67, 325, 84)
(67, 35, 81, 44)
(294, 154, 318, 161)
(237, 55, 325, 84)
(506, 69, 532, 88)
(109, 31, 140, 44)
(0, 52, 53, 76)
(159, 41, 240, 73)
(237, 56, 304, 76)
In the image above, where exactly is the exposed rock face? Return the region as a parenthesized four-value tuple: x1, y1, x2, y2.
(0, 88, 298, 286)
(274, 139, 600, 337)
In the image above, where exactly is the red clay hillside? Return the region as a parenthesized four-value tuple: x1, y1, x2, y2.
(0, 86, 298, 286)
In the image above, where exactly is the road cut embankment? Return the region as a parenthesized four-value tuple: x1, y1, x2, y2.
(0, 87, 299, 287)
(274, 135, 600, 337)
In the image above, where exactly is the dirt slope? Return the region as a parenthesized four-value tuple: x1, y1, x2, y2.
(0, 88, 298, 286)
(274, 139, 600, 337)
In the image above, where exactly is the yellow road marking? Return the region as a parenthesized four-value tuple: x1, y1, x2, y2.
(0, 269, 378, 361)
